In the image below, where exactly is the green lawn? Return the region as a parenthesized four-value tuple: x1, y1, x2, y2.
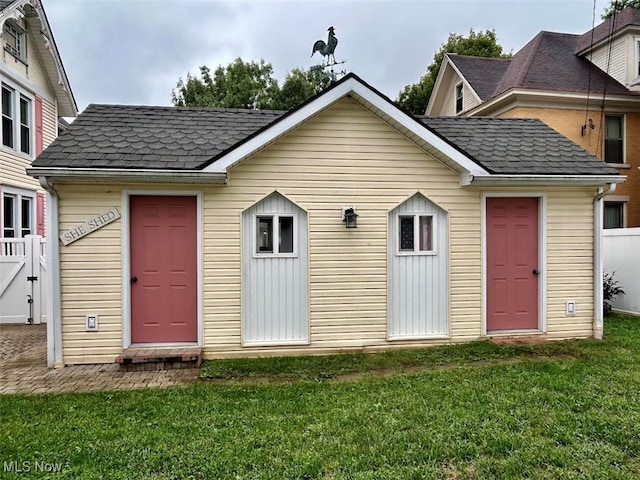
(2, 314, 640, 479)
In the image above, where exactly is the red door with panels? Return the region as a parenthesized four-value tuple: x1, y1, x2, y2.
(130, 195, 197, 343)
(486, 197, 539, 331)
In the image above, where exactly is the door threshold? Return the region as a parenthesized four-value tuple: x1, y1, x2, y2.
(129, 342, 199, 349)
(486, 329, 543, 337)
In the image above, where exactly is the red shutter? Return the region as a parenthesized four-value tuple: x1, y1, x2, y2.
(35, 96, 43, 156)
(36, 192, 45, 237)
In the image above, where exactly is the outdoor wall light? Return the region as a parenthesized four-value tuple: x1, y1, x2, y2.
(341, 207, 358, 229)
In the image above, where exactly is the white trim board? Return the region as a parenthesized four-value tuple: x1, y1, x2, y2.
(121, 190, 203, 349)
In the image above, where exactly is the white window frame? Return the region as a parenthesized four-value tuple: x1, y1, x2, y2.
(455, 82, 463, 114)
(2, 185, 35, 238)
(0, 78, 33, 158)
(396, 213, 437, 256)
(253, 213, 297, 258)
(3, 20, 26, 63)
(604, 114, 625, 164)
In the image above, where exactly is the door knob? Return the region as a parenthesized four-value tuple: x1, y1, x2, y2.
(131, 276, 138, 283)
(532, 269, 540, 275)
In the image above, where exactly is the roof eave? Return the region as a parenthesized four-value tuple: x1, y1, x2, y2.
(204, 74, 490, 178)
(462, 173, 625, 187)
(26, 167, 228, 184)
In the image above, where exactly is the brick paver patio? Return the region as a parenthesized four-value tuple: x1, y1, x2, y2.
(0, 324, 199, 394)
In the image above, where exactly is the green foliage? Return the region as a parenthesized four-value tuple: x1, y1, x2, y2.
(172, 59, 330, 110)
(602, 0, 640, 19)
(397, 29, 511, 115)
(276, 67, 332, 110)
(604, 271, 625, 316)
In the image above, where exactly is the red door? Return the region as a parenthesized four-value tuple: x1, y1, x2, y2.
(486, 197, 539, 331)
(130, 196, 197, 343)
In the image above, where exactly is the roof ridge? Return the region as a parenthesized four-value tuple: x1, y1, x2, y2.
(84, 103, 287, 114)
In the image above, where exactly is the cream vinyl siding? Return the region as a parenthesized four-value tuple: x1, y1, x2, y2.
(57, 186, 123, 364)
(589, 36, 628, 86)
(55, 98, 597, 364)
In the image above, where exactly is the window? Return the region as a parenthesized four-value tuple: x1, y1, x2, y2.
(604, 202, 624, 229)
(398, 214, 435, 255)
(455, 83, 463, 114)
(2, 190, 33, 238)
(604, 115, 624, 164)
(3, 21, 26, 61)
(637, 40, 640, 77)
(255, 214, 295, 256)
(1, 84, 31, 154)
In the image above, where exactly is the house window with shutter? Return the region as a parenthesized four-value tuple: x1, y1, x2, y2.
(0, 81, 35, 156)
(604, 115, 624, 164)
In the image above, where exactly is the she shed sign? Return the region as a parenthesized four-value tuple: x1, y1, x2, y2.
(59, 207, 120, 245)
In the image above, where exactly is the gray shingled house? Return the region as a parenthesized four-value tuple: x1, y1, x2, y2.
(27, 74, 623, 368)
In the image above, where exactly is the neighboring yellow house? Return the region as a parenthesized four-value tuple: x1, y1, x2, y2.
(427, 7, 640, 228)
(0, 0, 76, 240)
(28, 74, 623, 367)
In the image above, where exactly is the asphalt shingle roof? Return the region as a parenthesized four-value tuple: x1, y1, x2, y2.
(418, 116, 619, 176)
(575, 6, 640, 53)
(33, 101, 619, 177)
(448, 55, 510, 101)
(33, 104, 284, 169)
(449, 30, 635, 102)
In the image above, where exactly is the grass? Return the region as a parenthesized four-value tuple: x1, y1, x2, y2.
(0, 314, 639, 479)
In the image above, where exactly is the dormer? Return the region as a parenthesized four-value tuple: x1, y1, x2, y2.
(575, 7, 640, 91)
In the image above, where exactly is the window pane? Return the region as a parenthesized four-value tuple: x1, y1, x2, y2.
(419, 215, 433, 251)
(604, 203, 623, 229)
(2, 87, 12, 117)
(455, 84, 463, 113)
(20, 124, 29, 153)
(3, 194, 15, 237)
(399, 216, 414, 251)
(20, 97, 28, 124)
(21, 197, 31, 236)
(279, 216, 294, 254)
(256, 216, 273, 253)
(2, 87, 13, 148)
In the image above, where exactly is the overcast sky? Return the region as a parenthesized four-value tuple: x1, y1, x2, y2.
(44, 0, 612, 112)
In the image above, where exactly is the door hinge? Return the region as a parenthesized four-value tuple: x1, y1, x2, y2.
(27, 276, 38, 282)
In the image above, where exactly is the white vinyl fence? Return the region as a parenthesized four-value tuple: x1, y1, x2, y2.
(603, 228, 640, 315)
(0, 235, 47, 324)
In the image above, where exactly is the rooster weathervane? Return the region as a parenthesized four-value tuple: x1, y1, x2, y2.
(310, 26, 345, 82)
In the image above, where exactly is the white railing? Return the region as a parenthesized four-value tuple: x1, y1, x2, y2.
(0, 238, 26, 257)
(603, 228, 640, 315)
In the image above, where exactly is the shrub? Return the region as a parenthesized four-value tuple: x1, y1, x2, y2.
(604, 272, 625, 316)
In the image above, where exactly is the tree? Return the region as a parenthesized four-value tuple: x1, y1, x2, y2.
(602, 0, 640, 19)
(397, 30, 511, 115)
(172, 58, 280, 109)
(172, 59, 330, 110)
(275, 68, 332, 110)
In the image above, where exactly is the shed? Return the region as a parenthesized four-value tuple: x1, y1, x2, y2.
(27, 74, 623, 366)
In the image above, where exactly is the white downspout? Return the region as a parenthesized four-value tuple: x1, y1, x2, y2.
(593, 183, 616, 340)
(39, 176, 63, 367)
